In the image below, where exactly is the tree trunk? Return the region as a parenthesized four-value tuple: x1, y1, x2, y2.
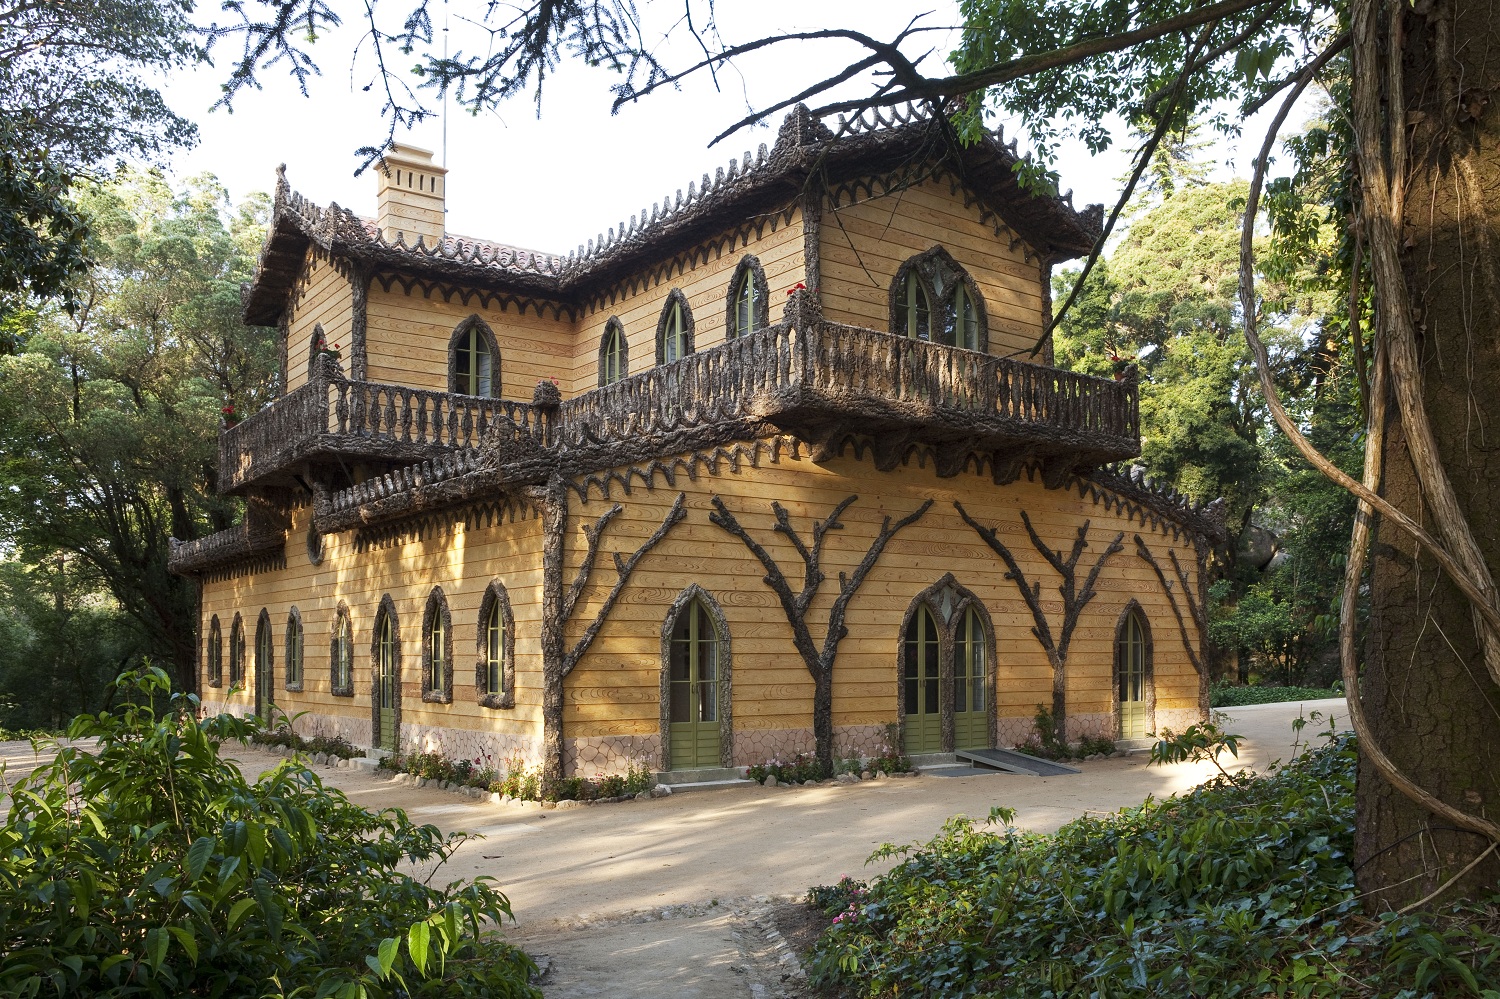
(538, 477, 568, 785)
(1354, 0, 1500, 907)
(813, 667, 834, 772)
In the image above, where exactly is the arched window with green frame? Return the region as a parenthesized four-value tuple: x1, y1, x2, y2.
(662, 586, 731, 770)
(476, 580, 515, 709)
(657, 289, 695, 364)
(448, 315, 499, 396)
(330, 603, 354, 697)
(207, 614, 223, 688)
(422, 587, 452, 703)
(725, 256, 768, 340)
(890, 247, 988, 351)
(599, 317, 629, 385)
(229, 613, 245, 686)
(285, 607, 304, 690)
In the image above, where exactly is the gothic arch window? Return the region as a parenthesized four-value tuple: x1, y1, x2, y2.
(448, 315, 500, 396)
(476, 580, 516, 709)
(330, 602, 354, 697)
(1115, 602, 1155, 740)
(725, 256, 768, 339)
(897, 576, 995, 755)
(229, 612, 245, 686)
(659, 585, 732, 771)
(254, 609, 275, 720)
(306, 323, 341, 378)
(207, 615, 223, 688)
(657, 289, 695, 364)
(370, 595, 402, 751)
(285, 607, 304, 691)
(422, 586, 453, 704)
(889, 247, 989, 351)
(599, 317, 629, 385)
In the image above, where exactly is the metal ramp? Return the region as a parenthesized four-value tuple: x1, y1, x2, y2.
(955, 747, 1081, 777)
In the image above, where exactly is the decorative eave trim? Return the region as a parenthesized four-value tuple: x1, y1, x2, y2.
(1079, 464, 1229, 546)
(169, 524, 287, 578)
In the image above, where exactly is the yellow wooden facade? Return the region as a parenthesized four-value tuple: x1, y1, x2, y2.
(181, 112, 1221, 775)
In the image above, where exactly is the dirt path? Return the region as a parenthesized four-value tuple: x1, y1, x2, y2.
(2, 700, 1346, 996)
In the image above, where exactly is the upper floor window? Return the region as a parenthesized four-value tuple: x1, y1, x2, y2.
(657, 289, 694, 364)
(600, 318, 628, 385)
(449, 316, 499, 397)
(890, 248, 987, 352)
(726, 256, 768, 339)
(422, 586, 452, 703)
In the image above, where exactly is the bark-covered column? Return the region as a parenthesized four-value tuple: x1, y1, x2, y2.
(1353, 0, 1500, 906)
(535, 475, 569, 786)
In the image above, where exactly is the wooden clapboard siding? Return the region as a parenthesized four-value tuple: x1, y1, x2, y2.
(364, 284, 574, 399)
(199, 502, 547, 743)
(570, 209, 806, 394)
(285, 250, 355, 392)
(820, 177, 1046, 358)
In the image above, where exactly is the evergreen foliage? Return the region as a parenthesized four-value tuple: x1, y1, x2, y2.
(0, 668, 539, 998)
(806, 732, 1500, 997)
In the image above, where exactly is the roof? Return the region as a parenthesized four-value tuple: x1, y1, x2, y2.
(243, 104, 1104, 326)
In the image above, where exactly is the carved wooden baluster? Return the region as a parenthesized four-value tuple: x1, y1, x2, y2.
(460, 402, 473, 446)
(415, 391, 430, 443)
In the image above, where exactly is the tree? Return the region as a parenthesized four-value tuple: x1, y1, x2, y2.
(0, 170, 277, 693)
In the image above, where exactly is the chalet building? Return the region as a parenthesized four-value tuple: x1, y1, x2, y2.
(169, 106, 1225, 779)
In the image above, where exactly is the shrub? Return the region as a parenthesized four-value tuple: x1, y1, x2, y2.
(0, 667, 538, 998)
(1016, 705, 1117, 760)
(248, 715, 363, 759)
(805, 730, 1500, 997)
(1210, 680, 1343, 707)
(746, 752, 827, 784)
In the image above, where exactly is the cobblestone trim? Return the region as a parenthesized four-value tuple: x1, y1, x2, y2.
(563, 733, 662, 776)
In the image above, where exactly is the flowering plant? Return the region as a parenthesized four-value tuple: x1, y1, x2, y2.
(221, 404, 240, 427)
(1108, 352, 1137, 379)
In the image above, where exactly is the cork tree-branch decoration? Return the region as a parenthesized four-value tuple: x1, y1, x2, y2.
(536, 473, 687, 782)
(709, 493, 933, 771)
(1133, 533, 1211, 718)
(955, 502, 1124, 738)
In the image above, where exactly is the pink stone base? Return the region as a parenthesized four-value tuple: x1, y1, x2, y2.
(996, 714, 1041, 749)
(1154, 707, 1208, 735)
(1066, 712, 1114, 743)
(564, 734, 663, 777)
(401, 722, 543, 772)
(292, 712, 371, 749)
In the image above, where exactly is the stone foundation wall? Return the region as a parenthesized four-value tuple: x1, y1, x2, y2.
(996, 714, 1041, 749)
(563, 734, 662, 776)
(400, 722, 543, 771)
(1066, 712, 1115, 743)
(1153, 707, 1207, 735)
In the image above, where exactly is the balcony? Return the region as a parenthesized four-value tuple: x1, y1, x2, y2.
(219, 371, 552, 494)
(220, 317, 1137, 499)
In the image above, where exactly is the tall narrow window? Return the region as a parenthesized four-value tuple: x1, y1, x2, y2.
(255, 610, 274, 720)
(950, 283, 980, 351)
(895, 270, 933, 341)
(656, 290, 694, 364)
(726, 257, 767, 340)
(449, 317, 498, 396)
(229, 614, 245, 686)
(285, 609, 304, 688)
(207, 615, 223, 687)
(423, 587, 452, 703)
(668, 596, 723, 769)
(484, 600, 504, 696)
(1117, 609, 1150, 739)
(331, 606, 353, 696)
(600, 319, 628, 385)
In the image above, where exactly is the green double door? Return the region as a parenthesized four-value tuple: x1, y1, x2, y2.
(1118, 612, 1147, 739)
(669, 600, 721, 768)
(374, 614, 398, 750)
(903, 606, 988, 754)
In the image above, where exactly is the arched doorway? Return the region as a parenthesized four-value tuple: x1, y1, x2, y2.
(665, 592, 725, 769)
(372, 598, 401, 751)
(1116, 606, 1153, 739)
(254, 609, 274, 721)
(900, 578, 993, 756)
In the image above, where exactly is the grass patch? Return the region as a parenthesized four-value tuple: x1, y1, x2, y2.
(806, 732, 1500, 997)
(1211, 681, 1343, 707)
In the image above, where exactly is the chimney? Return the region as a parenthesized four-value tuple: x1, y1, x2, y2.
(376, 144, 447, 246)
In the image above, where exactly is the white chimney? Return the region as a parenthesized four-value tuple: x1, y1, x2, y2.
(376, 144, 447, 246)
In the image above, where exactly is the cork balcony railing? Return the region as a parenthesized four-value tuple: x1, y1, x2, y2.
(219, 366, 552, 493)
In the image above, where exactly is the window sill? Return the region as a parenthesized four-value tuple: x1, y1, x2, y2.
(422, 690, 453, 705)
(331, 684, 354, 698)
(284, 681, 304, 694)
(477, 692, 515, 710)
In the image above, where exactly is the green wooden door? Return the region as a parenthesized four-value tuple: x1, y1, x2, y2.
(903, 607, 942, 754)
(255, 616, 274, 722)
(376, 615, 397, 750)
(1118, 612, 1147, 739)
(953, 607, 988, 750)
(669, 600, 720, 768)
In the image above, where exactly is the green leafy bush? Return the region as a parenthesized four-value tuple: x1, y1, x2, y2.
(1210, 680, 1343, 707)
(746, 752, 827, 784)
(1017, 704, 1118, 760)
(250, 716, 363, 759)
(806, 731, 1500, 997)
(0, 668, 539, 998)
(386, 749, 651, 801)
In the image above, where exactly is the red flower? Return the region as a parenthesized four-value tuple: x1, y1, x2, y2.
(786, 282, 807, 295)
(221, 405, 235, 415)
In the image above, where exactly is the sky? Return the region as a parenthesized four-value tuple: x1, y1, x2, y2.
(156, 1, 1305, 254)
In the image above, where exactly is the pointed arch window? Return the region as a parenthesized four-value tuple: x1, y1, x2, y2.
(229, 613, 245, 686)
(657, 289, 695, 364)
(449, 316, 499, 396)
(1116, 606, 1153, 739)
(207, 615, 223, 688)
(900, 578, 993, 755)
(662, 588, 730, 770)
(726, 256, 768, 339)
(285, 608, 304, 690)
(422, 587, 453, 703)
(254, 609, 275, 720)
(477, 581, 516, 709)
(890, 248, 988, 351)
(331, 604, 354, 697)
(600, 318, 629, 385)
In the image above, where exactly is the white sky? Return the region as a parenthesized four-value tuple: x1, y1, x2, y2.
(157, 1, 1303, 254)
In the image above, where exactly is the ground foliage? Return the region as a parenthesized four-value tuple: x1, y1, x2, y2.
(1210, 681, 1342, 707)
(0, 668, 539, 998)
(806, 732, 1500, 997)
